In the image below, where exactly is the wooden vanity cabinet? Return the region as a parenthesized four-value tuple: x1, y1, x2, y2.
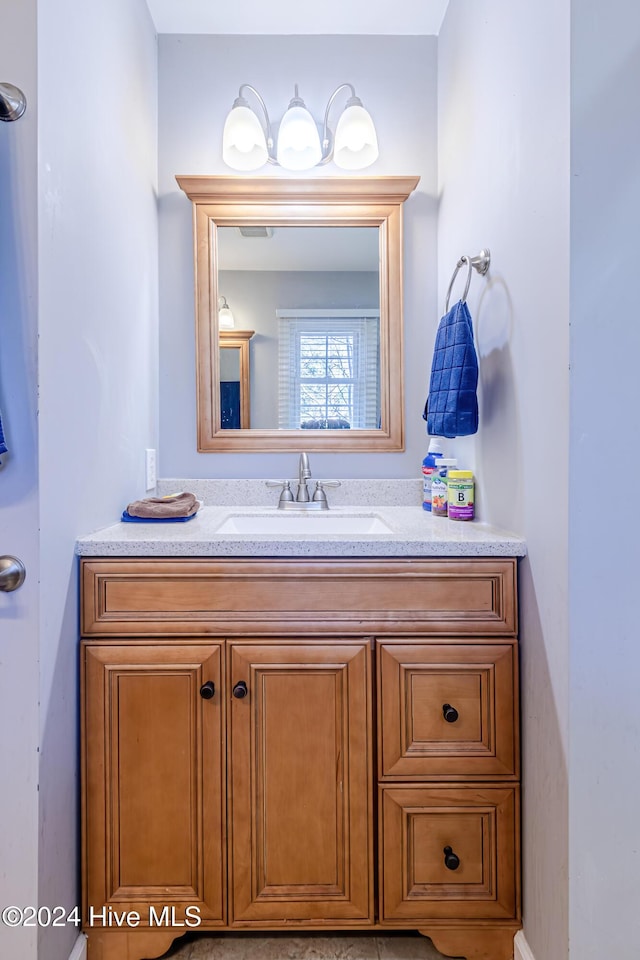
(81, 558, 520, 960)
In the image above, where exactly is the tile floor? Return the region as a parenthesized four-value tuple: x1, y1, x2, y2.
(159, 932, 457, 960)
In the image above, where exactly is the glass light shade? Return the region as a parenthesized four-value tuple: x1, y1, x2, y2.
(218, 304, 235, 330)
(276, 106, 322, 171)
(222, 105, 269, 171)
(333, 104, 379, 170)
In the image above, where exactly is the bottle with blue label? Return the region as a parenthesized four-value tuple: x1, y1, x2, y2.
(432, 458, 458, 517)
(422, 438, 444, 511)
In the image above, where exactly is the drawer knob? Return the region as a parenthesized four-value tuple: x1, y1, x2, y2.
(232, 680, 248, 699)
(442, 703, 459, 723)
(443, 846, 460, 870)
(199, 681, 215, 700)
(444, 847, 460, 870)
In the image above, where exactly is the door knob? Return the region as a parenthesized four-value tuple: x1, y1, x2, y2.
(199, 681, 215, 700)
(232, 680, 248, 699)
(0, 556, 26, 592)
(443, 845, 460, 870)
(0, 83, 27, 122)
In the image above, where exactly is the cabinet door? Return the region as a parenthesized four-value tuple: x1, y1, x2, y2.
(229, 642, 373, 924)
(83, 644, 225, 926)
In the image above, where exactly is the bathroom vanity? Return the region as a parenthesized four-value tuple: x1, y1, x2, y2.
(77, 504, 524, 960)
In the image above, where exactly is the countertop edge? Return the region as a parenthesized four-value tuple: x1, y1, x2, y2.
(75, 506, 527, 559)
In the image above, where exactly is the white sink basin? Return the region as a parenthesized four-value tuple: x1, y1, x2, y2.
(215, 512, 393, 536)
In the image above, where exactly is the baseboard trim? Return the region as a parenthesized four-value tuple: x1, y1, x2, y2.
(514, 931, 537, 960)
(67, 933, 87, 960)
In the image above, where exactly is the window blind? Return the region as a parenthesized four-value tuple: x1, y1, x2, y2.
(277, 310, 380, 430)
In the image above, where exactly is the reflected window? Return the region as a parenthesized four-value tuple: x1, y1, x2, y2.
(278, 310, 380, 430)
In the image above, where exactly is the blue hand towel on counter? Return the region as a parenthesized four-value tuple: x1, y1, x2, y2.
(423, 299, 479, 438)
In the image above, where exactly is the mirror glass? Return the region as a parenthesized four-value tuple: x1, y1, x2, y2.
(176, 174, 419, 451)
(217, 225, 380, 431)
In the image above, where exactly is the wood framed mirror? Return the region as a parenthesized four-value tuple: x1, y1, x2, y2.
(176, 175, 419, 452)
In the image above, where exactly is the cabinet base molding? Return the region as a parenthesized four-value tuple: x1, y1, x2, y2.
(423, 923, 519, 960)
(85, 924, 521, 960)
(85, 929, 178, 960)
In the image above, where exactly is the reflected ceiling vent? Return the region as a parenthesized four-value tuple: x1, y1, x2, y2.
(237, 226, 274, 238)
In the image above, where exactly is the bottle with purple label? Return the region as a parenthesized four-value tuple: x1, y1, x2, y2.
(447, 470, 475, 521)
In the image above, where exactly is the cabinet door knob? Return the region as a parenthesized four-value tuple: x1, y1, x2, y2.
(442, 703, 459, 723)
(199, 681, 215, 700)
(443, 845, 460, 870)
(232, 680, 248, 699)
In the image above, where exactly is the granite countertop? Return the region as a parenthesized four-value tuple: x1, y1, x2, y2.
(76, 497, 526, 559)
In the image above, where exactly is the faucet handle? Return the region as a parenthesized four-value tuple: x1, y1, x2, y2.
(312, 480, 341, 505)
(265, 480, 294, 504)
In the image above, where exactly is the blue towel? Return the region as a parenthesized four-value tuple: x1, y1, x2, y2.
(121, 510, 199, 523)
(423, 299, 479, 438)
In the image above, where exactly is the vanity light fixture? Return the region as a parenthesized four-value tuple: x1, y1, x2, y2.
(222, 83, 379, 172)
(218, 296, 235, 330)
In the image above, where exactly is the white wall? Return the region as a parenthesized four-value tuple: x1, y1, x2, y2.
(438, 4, 570, 959)
(569, 3, 640, 957)
(158, 34, 437, 479)
(0, 2, 40, 958)
(36, 0, 158, 956)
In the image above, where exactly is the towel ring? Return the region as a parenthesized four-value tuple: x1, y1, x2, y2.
(445, 249, 491, 313)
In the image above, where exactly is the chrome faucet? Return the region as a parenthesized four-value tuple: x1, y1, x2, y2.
(266, 453, 341, 510)
(296, 452, 312, 502)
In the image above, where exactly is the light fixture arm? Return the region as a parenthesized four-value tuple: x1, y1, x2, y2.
(236, 83, 276, 161)
(320, 83, 358, 162)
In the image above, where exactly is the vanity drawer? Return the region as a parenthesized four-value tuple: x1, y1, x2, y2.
(80, 558, 516, 638)
(378, 643, 518, 779)
(379, 785, 519, 922)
